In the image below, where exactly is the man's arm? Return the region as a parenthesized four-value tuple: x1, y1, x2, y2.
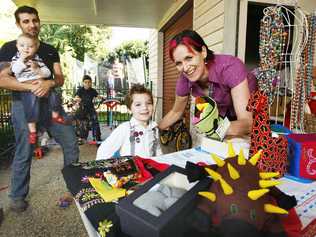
(31, 62, 64, 97)
(52, 62, 64, 87)
(0, 62, 34, 91)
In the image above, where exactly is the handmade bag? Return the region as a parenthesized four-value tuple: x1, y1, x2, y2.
(192, 96, 228, 141)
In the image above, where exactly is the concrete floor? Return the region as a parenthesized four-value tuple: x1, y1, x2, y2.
(0, 124, 176, 237)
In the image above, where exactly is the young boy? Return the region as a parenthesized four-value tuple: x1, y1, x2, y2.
(75, 75, 101, 141)
(96, 84, 162, 160)
(11, 33, 65, 144)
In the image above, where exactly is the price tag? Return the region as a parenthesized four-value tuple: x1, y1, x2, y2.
(216, 117, 231, 141)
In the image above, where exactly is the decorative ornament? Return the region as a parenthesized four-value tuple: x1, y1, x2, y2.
(133, 130, 143, 143)
(192, 96, 230, 141)
(290, 13, 316, 131)
(246, 90, 288, 176)
(258, 6, 286, 104)
(81, 175, 90, 183)
(185, 143, 297, 236)
(98, 219, 113, 237)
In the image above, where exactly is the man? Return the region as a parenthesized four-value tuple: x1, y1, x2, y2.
(0, 6, 79, 212)
(75, 75, 102, 142)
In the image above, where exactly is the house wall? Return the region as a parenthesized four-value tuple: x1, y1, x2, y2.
(148, 29, 164, 121)
(193, 0, 224, 53)
(299, 0, 316, 12)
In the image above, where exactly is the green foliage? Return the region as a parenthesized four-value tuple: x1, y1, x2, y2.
(105, 40, 148, 63)
(105, 51, 117, 64)
(39, 24, 111, 61)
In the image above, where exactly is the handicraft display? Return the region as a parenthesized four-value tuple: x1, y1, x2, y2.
(187, 144, 297, 236)
(257, 5, 315, 132)
(257, 6, 286, 105)
(192, 96, 230, 141)
(246, 90, 288, 176)
(290, 13, 316, 131)
(62, 156, 169, 237)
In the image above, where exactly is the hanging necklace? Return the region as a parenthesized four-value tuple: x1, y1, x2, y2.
(258, 6, 286, 105)
(290, 13, 315, 131)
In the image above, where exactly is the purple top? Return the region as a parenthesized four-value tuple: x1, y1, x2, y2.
(176, 54, 257, 119)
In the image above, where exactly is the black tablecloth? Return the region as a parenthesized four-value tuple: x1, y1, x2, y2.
(62, 158, 139, 237)
(62, 156, 169, 237)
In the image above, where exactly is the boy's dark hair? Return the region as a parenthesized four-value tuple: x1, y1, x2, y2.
(14, 6, 39, 23)
(125, 84, 153, 109)
(169, 29, 214, 62)
(82, 75, 92, 82)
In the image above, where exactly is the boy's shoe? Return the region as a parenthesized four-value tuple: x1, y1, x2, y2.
(95, 135, 102, 142)
(9, 199, 28, 213)
(29, 132, 37, 144)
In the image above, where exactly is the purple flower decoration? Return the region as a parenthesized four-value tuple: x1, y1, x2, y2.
(81, 175, 90, 183)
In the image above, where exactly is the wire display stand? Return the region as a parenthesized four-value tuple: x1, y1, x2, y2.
(257, 1, 315, 132)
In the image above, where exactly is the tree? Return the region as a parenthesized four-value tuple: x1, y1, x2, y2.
(114, 40, 148, 61)
(39, 24, 111, 62)
(104, 39, 148, 67)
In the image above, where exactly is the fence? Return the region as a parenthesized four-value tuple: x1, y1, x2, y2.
(0, 90, 14, 159)
(62, 87, 132, 125)
(0, 83, 157, 158)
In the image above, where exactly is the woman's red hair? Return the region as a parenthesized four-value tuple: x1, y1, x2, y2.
(169, 36, 202, 61)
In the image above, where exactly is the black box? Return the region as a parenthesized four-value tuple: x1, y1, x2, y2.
(116, 165, 211, 237)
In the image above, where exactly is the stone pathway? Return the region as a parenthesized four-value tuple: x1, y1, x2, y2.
(0, 143, 98, 237)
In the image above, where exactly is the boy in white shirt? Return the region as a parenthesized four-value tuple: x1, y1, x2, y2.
(96, 84, 162, 159)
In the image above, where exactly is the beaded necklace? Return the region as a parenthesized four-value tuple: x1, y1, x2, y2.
(305, 15, 316, 101)
(258, 6, 286, 105)
(290, 14, 315, 131)
(258, 6, 315, 131)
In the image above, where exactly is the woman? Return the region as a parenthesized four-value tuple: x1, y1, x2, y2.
(158, 30, 257, 137)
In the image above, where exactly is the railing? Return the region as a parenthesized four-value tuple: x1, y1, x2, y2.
(0, 90, 14, 158)
(62, 87, 132, 125)
(0, 86, 147, 157)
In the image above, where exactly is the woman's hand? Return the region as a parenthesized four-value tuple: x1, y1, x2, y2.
(158, 95, 188, 130)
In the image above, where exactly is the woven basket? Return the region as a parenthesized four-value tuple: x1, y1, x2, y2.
(304, 113, 316, 133)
